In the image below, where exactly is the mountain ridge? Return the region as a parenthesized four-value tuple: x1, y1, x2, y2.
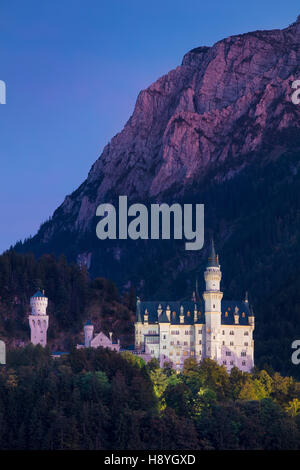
(16, 18, 300, 295)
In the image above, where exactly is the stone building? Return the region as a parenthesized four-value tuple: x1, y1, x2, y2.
(134, 241, 254, 372)
(77, 320, 120, 352)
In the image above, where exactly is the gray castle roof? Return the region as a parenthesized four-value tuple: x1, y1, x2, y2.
(137, 299, 252, 326)
(207, 238, 219, 268)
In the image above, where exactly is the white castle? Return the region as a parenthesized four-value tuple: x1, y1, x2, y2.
(76, 320, 120, 351)
(28, 290, 49, 347)
(134, 241, 255, 372)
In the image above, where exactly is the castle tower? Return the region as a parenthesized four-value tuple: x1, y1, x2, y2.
(203, 239, 223, 361)
(134, 297, 143, 350)
(84, 320, 94, 347)
(29, 290, 49, 347)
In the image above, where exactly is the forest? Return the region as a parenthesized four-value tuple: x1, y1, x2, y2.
(0, 250, 300, 449)
(0, 345, 300, 450)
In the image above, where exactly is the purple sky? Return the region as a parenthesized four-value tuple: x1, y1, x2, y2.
(1, 1, 299, 252)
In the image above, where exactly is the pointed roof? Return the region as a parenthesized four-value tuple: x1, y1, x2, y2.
(207, 238, 219, 267)
(158, 309, 170, 323)
(32, 290, 47, 298)
(85, 319, 93, 326)
(136, 297, 142, 322)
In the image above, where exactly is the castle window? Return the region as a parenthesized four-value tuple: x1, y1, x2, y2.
(184, 351, 188, 356)
(199, 340, 202, 345)
(170, 341, 174, 345)
(244, 342, 248, 346)
(213, 304, 215, 309)
(185, 331, 189, 335)
(222, 341, 225, 345)
(241, 351, 246, 357)
(242, 312, 245, 318)
(163, 345, 166, 349)
(169, 352, 173, 356)
(177, 341, 180, 345)
(242, 361, 246, 366)
(191, 351, 194, 356)
(163, 335, 166, 339)
(176, 352, 180, 356)
(184, 341, 188, 346)
(222, 330, 225, 335)
(230, 341, 234, 346)
(226, 351, 231, 356)
(223, 361, 227, 365)
(225, 312, 228, 317)
(198, 329, 202, 334)
(244, 331, 249, 336)
(229, 331, 234, 335)
(172, 311, 176, 318)
(230, 361, 234, 365)
(187, 311, 191, 316)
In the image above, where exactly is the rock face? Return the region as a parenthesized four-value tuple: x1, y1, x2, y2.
(18, 18, 300, 298)
(87, 18, 300, 200)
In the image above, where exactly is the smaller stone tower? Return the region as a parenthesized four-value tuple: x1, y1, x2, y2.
(84, 320, 94, 347)
(29, 290, 49, 347)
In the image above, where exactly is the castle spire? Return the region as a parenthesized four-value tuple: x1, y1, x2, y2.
(136, 296, 142, 323)
(208, 238, 219, 267)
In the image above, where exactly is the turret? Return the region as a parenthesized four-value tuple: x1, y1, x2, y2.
(179, 305, 185, 324)
(136, 297, 142, 323)
(203, 239, 223, 361)
(194, 304, 198, 323)
(234, 306, 239, 324)
(134, 297, 143, 350)
(248, 305, 255, 327)
(30, 290, 48, 315)
(84, 320, 94, 347)
(203, 239, 223, 313)
(29, 290, 49, 347)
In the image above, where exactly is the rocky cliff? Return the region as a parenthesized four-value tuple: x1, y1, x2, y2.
(17, 18, 300, 299)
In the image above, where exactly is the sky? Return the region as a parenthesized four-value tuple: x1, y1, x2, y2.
(0, 0, 299, 252)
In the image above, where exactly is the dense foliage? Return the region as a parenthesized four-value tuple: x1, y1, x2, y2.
(0, 346, 300, 450)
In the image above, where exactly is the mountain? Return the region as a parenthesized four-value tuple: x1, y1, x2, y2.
(16, 17, 300, 376)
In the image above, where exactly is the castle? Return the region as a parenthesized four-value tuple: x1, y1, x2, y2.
(28, 290, 119, 353)
(28, 290, 49, 347)
(27, 241, 255, 373)
(134, 241, 255, 372)
(76, 320, 120, 351)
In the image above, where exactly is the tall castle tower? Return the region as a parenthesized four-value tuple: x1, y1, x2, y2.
(29, 290, 49, 347)
(203, 239, 223, 361)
